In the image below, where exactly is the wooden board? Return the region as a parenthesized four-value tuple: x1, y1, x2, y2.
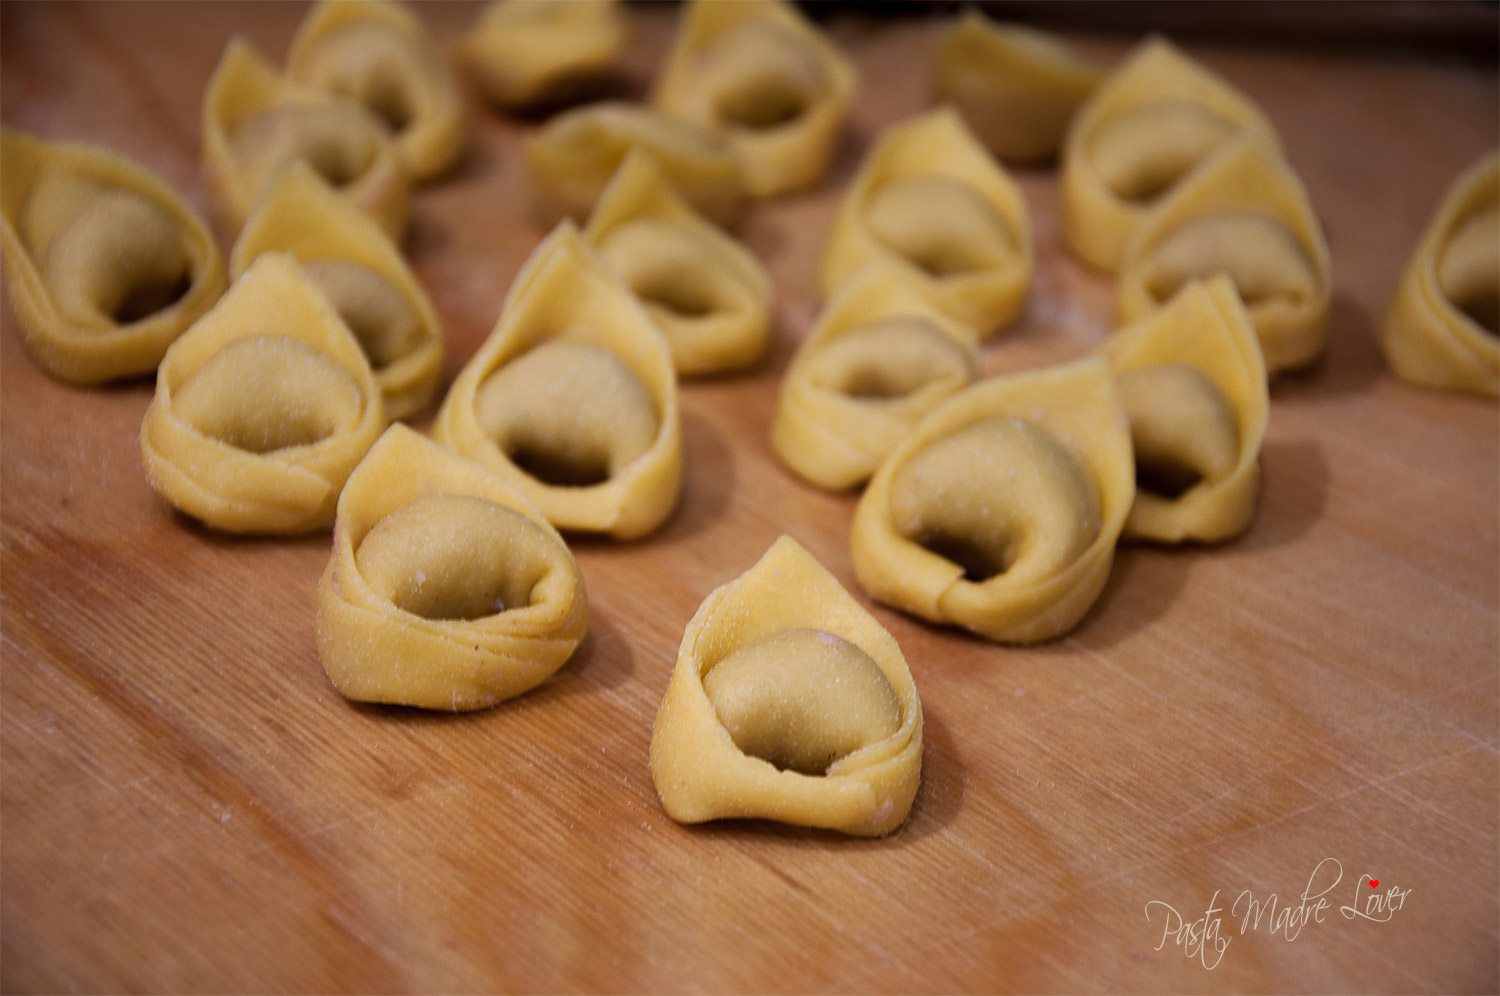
(2, 3, 1497, 991)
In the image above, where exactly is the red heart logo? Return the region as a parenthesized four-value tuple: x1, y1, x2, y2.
(1369, 878, 1379, 888)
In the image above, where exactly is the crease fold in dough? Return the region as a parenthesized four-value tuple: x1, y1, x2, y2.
(202, 37, 409, 240)
(1381, 150, 1500, 398)
(653, 0, 856, 197)
(1098, 275, 1268, 543)
(461, 0, 628, 109)
(773, 258, 980, 491)
(1116, 131, 1331, 374)
(819, 107, 1033, 338)
(140, 253, 386, 534)
(1061, 36, 1278, 273)
(650, 535, 923, 836)
(934, 10, 1102, 164)
(524, 102, 745, 227)
(0, 128, 227, 385)
(432, 221, 682, 540)
(584, 149, 771, 376)
(851, 356, 1133, 644)
(316, 424, 588, 711)
(230, 162, 443, 420)
(287, 0, 464, 182)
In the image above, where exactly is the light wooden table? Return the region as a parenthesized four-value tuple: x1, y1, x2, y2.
(2, 3, 1496, 992)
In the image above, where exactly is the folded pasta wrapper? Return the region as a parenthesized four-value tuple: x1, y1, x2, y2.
(202, 38, 409, 240)
(1061, 36, 1278, 273)
(0, 129, 227, 385)
(461, 0, 628, 109)
(653, 0, 856, 197)
(772, 259, 979, 491)
(1098, 276, 1268, 543)
(1116, 131, 1331, 374)
(432, 221, 682, 540)
(525, 102, 745, 227)
(287, 0, 464, 181)
(1381, 150, 1499, 399)
(934, 10, 1102, 163)
(819, 107, 1033, 337)
(584, 149, 771, 376)
(231, 163, 443, 420)
(140, 253, 386, 534)
(650, 535, 923, 837)
(316, 424, 588, 711)
(851, 356, 1133, 644)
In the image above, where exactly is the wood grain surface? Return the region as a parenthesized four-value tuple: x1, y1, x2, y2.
(2, 3, 1497, 992)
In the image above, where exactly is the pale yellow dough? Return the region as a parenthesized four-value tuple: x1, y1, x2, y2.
(1097, 276, 1268, 543)
(140, 254, 385, 534)
(287, 0, 464, 182)
(1382, 150, 1499, 398)
(432, 222, 681, 540)
(202, 38, 409, 240)
(525, 102, 745, 227)
(316, 424, 588, 711)
(0, 129, 226, 385)
(772, 259, 979, 491)
(1116, 131, 1331, 374)
(851, 356, 1133, 644)
(461, 0, 628, 109)
(230, 163, 443, 420)
(584, 150, 771, 376)
(933, 10, 1102, 163)
(653, 0, 856, 197)
(1061, 37, 1278, 273)
(650, 535, 923, 836)
(819, 107, 1033, 338)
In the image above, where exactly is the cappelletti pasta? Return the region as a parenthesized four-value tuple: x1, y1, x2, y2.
(650, 535, 923, 836)
(140, 253, 386, 534)
(1382, 150, 1499, 399)
(1098, 275, 1268, 543)
(316, 424, 588, 711)
(203, 37, 409, 240)
(433, 222, 682, 540)
(1061, 36, 1278, 273)
(584, 150, 771, 376)
(0, 128, 226, 385)
(461, 0, 628, 109)
(653, 0, 856, 197)
(287, 0, 464, 182)
(772, 258, 979, 491)
(230, 163, 443, 420)
(851, 356, 1133, 644)
(819, 107, 1033, 337)
(1116, 131, 1331, 374)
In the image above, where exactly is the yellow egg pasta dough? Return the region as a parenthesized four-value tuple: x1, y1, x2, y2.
(584, 150, 771, 376)
(819, 107, 1033, 338)
(432, 222, 682, 540)
(140, 253, 385, 534)
(230, 163, 443, 420)
(934, 11, 1102, 163)
(462, 0, 628, 109)
(650, 535, 923, 836)
(1382, 150, 1499, 399)
(202, 38, 409, 240)
(316, 424, 588, 711)
(1061, 37, 1278, 273)
(287, 0, 464, 182)
(1098, 276, 1268, 543)
(772, 259, 979, 491)
(851, 356, 1133, 644)
(0, 129, 226, 384)
(1116, 131, 1331, 374)
(653, 0, 856, 197)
